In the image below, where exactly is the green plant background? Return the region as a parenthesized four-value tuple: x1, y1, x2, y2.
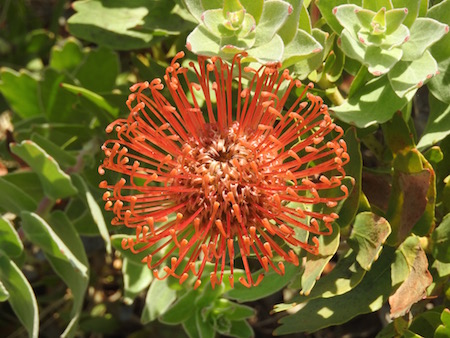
(0, 0, 449, 337)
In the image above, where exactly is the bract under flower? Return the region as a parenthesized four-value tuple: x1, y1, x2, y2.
(99, 52, 349, 289)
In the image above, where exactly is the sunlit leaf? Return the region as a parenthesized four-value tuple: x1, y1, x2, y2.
(0, 216, 23, 258)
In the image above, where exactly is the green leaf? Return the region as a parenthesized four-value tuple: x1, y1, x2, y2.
(74, 46, 119, 93)
(401, 18, 449, 61)
(385, 8, 409, 34)
(0, 216, 23, 258)
(226, 262, 298, 302)
(186, 25, 221, 56)
(122, 257, 153, 304)
(348, 212, 391, 270)
(0, 177, 38, 214)
(71, 174, 112, 254)
(50, 37, 85, 73)
(289, 249, 366, 303)
(141, 279, 177, 324)
(244, 34, 284, 63)
(0, 254, 39, 338)
(431, 213, 450, 263)
(10, 140, 78, 200)
(275, 247, 395, 335)
(389, 236, 432, 318)
(60, 83, 119, 117)
(277, 0, 302, 45)
(282, 29, 323, 68)
(31, 133, 77, 168)
(332, 76, 408, 128)
(228, 319, 254, 338)
(182, 313, 201, 338)
(160, 289, 198, 324)
(254, 0, 291, 46)
(195, 310, 215, 338)
(68, 0, 153, 50)
(292, 29, 328, 79)
(0, 281, 9, 302)
(362, 0, 393, 11)
(47, 211, 89, 338)
(40, 68, 78, 122)
(336, 128, 362, 227)
(240, 0, 264, 24)
(391, 0, 420, 27)
(389, 51, 438, 98)
(300, 222, 340, 295)
(21, 211, 88, 279)
(318, 1, 355, 34)
(0, 68, 41, 119)
(427, 0, 450, 104)
(365, 45, 403, 76)
(298, 2, 311, 34)
(435, 308, 450, 338)
(1, 171, 43, 204)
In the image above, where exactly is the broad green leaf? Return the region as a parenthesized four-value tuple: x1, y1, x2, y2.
(326, 42, 345, 83)
(275, 247, 395, 335)
(408, 307, 443, 337)
(195, 310, 215, 338)
(431, 213, 450, 263)
(160, 289, 198, 324)
(334, 5, 361, 38)
(336, 128, 362, 227)
(0, 68, 41, 119)
(60, 83, 119, 117)
(240, 0, 264, 24)
(228, 319, 254, 338)
(388, 50, 438, 98)
(50, 37, 84, 73)
(0, 254, 39, 338)
(0, 281, 9, 302)
(244, 34, 284, 63)
(427, 0, 450, 104)
(277, 0, 303, 45)
(74, 46, 119, 93)
(186, 25, 221, 56)
(141, 279, 177, 323)
(72, 174, 112, 254)
(298, 2, 311, 34)
(391, 0, 420, 27)
(31, 133, 77, 168)
(254, 0, 291, 46)
(385, 8, 409, 34)
(401, 18, 448, 61)
(292, 29, 328, 79)
(47, 211, 89, 338)
(0, 177, 38, 214)
(0, 216, 23, 257)
(435, 308, 450, 338)
(348, 212, 391, 270)
(10, 140, 78, 200)
(40, 68, 78, 122)
(428, 56, 450, 105)
(289, 249, 366, 303)
(1, 172, 43, 204)
(318, 1, 356, 34)
(282, 29, 323, 68)
(389, 236, 432, 318)
(21, 211, 88, 279)
(182, 313, 201, 338)
(300, 222, 340, 295)
(362, 0, 393, 11)
(226, 263, 298, 302)
(122, 257, 153, 304)
(68, 0, 153, 50)
(365, 45, 403, 76)
(332, 76, 408, 128)
(183, 0, 204, 21)
(383, 111, 415, 154)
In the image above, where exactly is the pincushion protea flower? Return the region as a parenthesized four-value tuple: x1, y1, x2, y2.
(99, 52, 349, 289)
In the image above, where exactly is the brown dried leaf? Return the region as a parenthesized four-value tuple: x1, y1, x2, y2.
(389, 236, 433, 318)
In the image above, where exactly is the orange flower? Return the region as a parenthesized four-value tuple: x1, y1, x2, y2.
(99, 52, 349, 289)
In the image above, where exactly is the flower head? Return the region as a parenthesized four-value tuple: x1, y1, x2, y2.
(99, 52, 349, 289)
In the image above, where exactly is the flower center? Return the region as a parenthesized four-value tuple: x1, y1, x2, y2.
(172, 122, 280, 230)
